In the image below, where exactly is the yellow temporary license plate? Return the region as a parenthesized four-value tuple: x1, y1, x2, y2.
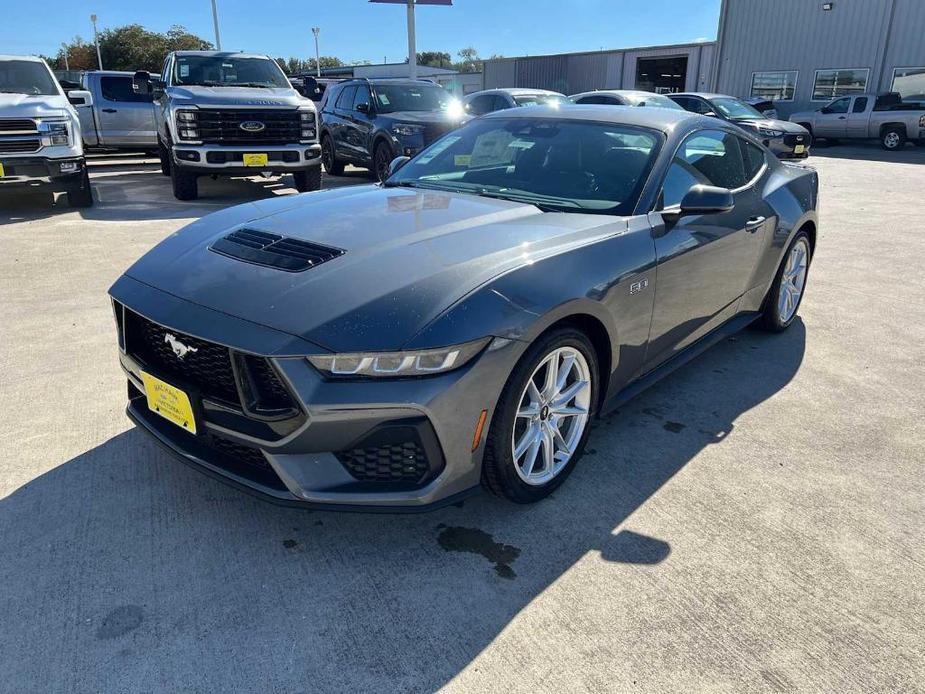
(794, 144, 806, 154)
(242, 153, 269, 167)
(0, 163, 5, 177)
(141, 371, 197, 434)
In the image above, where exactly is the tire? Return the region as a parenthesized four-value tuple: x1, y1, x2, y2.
(321, 135, 344, 176)
(66, 168, 94, 208)
(373, 140, 393, 183)
(756, 230, 812, 333)
(881, 127, 906, 151)
(171, 164, 198, 201)
(158, 139, 171, 176)
(292, 165, 322, 193)
(482, 328, 599, 504)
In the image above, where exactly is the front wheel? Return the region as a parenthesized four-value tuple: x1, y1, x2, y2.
(881, 128, 906, 151)
(321, 135, 344, 176)
(373, 141, 393, 183)
(482, 328, 598, 504)
(171, 165, 198, 201)
(158, 139, 171, 176)
(756, 231, 812, 332)
(66, 168, 94, 208)
(292, 166, 322, 193)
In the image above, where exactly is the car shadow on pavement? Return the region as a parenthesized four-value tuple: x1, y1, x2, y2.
(0, 322, 805, 692)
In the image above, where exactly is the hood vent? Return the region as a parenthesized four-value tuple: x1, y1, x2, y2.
(210, 228, 345, 272)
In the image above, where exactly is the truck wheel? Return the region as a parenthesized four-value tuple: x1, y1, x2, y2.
(66, 168, 94, 208)
(158, 140, 171, 176)
(321, 135, 344, 176)
(292, 165, 322, 193)
(171, 165, 198, 201)
(881, 128, 906, 151)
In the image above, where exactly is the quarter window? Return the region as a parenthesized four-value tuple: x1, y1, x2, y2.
(812, 68, 869, 101)
(742, 140, 766, 181)
(661, 130, 747, 208)
(100, 75, 153, 103)
(467, 94, 495, 115)
(852, 97, 868, 113)
(891, 67, 925, 100)
(750, 71, 798, 101)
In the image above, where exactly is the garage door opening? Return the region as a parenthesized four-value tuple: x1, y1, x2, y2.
(635, 56, 688, 94)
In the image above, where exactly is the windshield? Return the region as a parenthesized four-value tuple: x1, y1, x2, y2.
(513, 94, 568, 107)
(0, 60, 59, 96)
(373, 84, 452, 113)
(173, 55, 290, 88)
(624, 93, 684, 110)
(387, 117, 661, 216)
(711, 97, 765, 120)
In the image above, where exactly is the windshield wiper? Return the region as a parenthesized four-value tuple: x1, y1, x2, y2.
(472, 189, 580, 212)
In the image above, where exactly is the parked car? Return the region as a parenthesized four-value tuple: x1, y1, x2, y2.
(743, 96, 778, 119)
(464, 88, 568, 116)
(319, 78, 466, 181)
(569, 89, 685, 110)
(0, 54, 93, 207)
(109, 105, 818, 510)
(73, 70, 159, 151)
(669, 92, 811, 159)
(789, 92, 925, 150)
(133, 51, 321, 200)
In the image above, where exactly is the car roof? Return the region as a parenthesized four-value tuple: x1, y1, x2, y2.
(570, 89, 671, 99)
(480, 103, 701, 133)
(0, 54, 45, 62)
(172, 50, 271, 60)
(671, 92, 732, 100)
(351, 78, 442, 86)
(467, 88, 564, 98)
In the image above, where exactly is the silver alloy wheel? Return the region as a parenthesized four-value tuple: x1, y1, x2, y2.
(778, 238, 810, 323)
(511, 346, 592, 486)
(884, 132, 901, 149)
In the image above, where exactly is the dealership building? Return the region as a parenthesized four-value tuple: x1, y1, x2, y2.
(481, 0, 925, 117)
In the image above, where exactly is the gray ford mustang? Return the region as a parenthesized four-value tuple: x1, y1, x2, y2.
(109, 105, 818, 510)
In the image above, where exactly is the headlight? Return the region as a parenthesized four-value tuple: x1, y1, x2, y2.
(174, 108, 199, 140)
(392, 123, 424, 137)
(38, 120, 70, 146)
(307, 338, 489, 378)
(757, 127, 785, 138)
(298, 108, 317, 141)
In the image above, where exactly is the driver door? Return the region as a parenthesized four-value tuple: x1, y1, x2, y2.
(814, 97, 850, 138)
(643, 129, 763, 369)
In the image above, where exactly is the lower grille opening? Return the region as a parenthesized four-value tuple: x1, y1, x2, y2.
(205, 435, 288, 491)
(334, 418, 445, 489)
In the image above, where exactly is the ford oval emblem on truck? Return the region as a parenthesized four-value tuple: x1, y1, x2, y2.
(240, 121, 266, 133)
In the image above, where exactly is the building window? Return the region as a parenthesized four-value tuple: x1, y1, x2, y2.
(891, 67, 925, 101)
(812, 68, 869, 101)
(750, 71, 798, 101)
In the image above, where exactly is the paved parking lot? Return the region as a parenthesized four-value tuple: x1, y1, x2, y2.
(1, 146, 923, 693)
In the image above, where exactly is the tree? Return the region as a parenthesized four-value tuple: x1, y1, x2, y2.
(413, 51, 452, 68)
(274, 56, 344, 75)
(49, 37, 99, 71)
(56, 24, 212, 73)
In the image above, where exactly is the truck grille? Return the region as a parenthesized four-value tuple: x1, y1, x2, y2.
(0, 139, 41, 154)
(196, 108, 303, 145)
(0, 118, 38, 133)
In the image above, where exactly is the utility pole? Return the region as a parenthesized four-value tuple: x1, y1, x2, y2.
(311, 27, 321, 77)
(211, 0, 223, 50)
(61, 43, 69, 71)
(90, 14, 103, 70)
(406, 0, 417, 79)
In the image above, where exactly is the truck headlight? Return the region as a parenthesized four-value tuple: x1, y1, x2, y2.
(307, 338, 489, 378)
(392, 123, 424, 138)
(38, 120, 70, 146)
(299, 109, 316, 141)
(174, 109, 199, 141)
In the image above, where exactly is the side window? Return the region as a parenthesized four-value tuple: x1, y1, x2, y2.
(467, 94, 494, 115)
(100, 75, 152, 103)
(335, 85, 357, 110)
(671, 96, 694, 112)
(577, 95, 619, 105)
(826, 97, 850, 114)
(852, 97, 868, 113)
(691, 99, 713, 115)
(352, 84, 371, 112)
(741, 139, 767, 181)
(492, 95, 511, 111)
(661, 129, 747, 207)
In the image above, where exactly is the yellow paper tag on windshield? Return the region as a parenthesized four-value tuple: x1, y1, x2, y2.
(454, 154, 471, 167)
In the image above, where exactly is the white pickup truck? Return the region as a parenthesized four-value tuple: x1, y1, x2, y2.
(0, 54, 93, 207)
(790, 92, 925, 151)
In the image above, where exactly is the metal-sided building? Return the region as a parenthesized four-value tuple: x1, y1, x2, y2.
(713, 0, 925, 117)
(482, 41, 716, 96)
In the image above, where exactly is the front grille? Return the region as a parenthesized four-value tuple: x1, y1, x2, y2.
(336, 442, 430, 483)
(0, 138, 41, 154)
(784, 133, 812, 147)
(196, 109, 303, 145)
(0, 118, 37, 133)
(210, 228, 345, 272)
(208, 435, 271, 471)
(205, 151, 300, 164)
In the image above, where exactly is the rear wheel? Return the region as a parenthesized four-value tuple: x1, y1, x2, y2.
(292, 165, 322, 193)
(171, 164, 198, 201)
(483, 328, 598, 504)
(66, 168, 94, 208)
(373, 141, 393, 183)
(321, 135, 344, 176)
(756, 231, 811, 332)
(881, 127, 906, 151)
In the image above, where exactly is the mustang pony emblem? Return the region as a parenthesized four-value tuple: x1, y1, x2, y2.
(164, 333, 198, 360)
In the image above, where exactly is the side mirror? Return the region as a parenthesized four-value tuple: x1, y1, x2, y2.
(678, 185, 734, 215)
(68, 90, 93, 107)
(388, 156, 411, 177)
(820, 107, 831, 114)
(355, 102, 370, 114)
(133, 70, 153, 95)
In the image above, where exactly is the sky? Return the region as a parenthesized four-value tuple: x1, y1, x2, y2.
(3, 0, 722, 64)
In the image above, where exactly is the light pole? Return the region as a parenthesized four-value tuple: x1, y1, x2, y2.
(61, 43, 69, 71)
(90, 14, 103, 70)
(311, 27, 321, 77)
(211, 0, 223, 50)
(369, 1, 452, 80)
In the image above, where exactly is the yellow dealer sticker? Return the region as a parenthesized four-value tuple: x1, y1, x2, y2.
(141, 371, 197, 434)
(0, 163, 5, 177)
(454, 154, 471, 167)
(794, 144, 806, 154)
(243, 153, 269, 167)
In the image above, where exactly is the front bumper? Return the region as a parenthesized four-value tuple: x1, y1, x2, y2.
(171, 143, 321, 174)
(110, 276, 523, 510)
(0, 156, 86, 190)
(765, 133, 813, 159)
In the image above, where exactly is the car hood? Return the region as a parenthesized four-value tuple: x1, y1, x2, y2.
(0, 93, 71, 118)
(381, 110, 466, 126)
(735, 118, 808, 134)
(123, 185, 624, 352)
(165, 85, 311, 109)
(788, 110, 818, 123)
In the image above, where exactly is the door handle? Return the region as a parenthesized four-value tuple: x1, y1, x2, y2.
(102, 108, 118, 113)
(838, 116, 846, 120)
(745, 216, 766, 231)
